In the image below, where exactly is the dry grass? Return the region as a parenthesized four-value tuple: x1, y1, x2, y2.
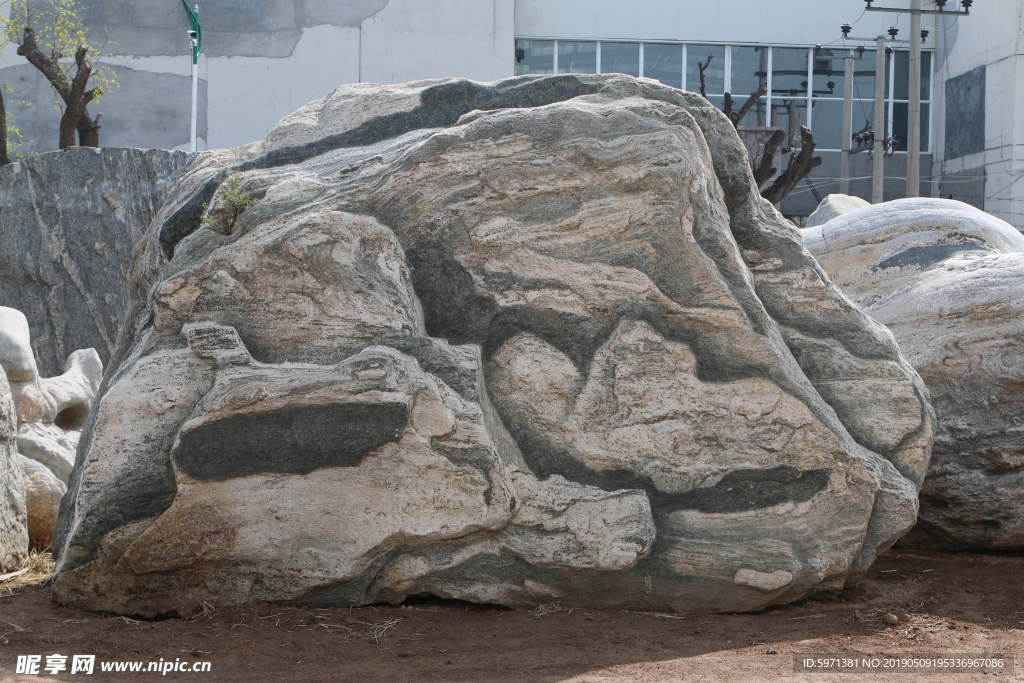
(0, 549, 53, 598)
(528, 602, 564, 619)
(24, 549, 54, 581)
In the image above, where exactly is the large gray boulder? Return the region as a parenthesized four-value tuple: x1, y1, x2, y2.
(52, 75, 933, 617)
(0, 148, 194, 378)
(0, 371, 29, 572)
(804, 198, 1024, 550)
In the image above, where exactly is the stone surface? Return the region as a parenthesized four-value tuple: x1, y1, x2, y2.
(804, 194, 871, 228)
(804, 198, 1024, 550)
(19, 454, 66, 551)
(1, 307, 102, 550)
(53, 74, 933, 617)
(0, 371, 29, 572)
(0, 148, 195, 378)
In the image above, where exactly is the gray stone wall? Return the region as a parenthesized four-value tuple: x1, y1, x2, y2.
(0, 147, 194, 377)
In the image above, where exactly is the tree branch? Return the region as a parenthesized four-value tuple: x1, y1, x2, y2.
(732, 84, 767, 126)
(16, 27, 72, 101)
(697, 55, 712, 99)
(752, 128, 786, 188)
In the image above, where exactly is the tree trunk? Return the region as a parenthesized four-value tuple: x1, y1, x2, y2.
(17, 28, 102, 149)
(59, 47, 98, 149)
(752, 128, 786, 188)
(0, 88, 10, 167)
(760, 126, 823, 205)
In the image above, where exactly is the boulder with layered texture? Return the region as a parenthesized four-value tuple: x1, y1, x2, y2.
(52, 75, 933, 617)
(804, 198, 1024, 550)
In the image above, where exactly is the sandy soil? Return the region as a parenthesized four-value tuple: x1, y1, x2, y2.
(0, 548, 1021, 682)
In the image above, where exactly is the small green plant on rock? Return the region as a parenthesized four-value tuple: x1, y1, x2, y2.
(221, 176, 258, 229)
(201, 176, 258, 233)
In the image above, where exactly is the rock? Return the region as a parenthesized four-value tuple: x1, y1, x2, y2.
(0, 306, 102, 549)
(0, 371, 29, 572)
(883, 612, 899, 625)
(52, 74, 933, 617)
(19, 455, 66, 550)
(804, 198, 1024, 550)
(0, 148, 194, 378)
(804, 194, 871, 228)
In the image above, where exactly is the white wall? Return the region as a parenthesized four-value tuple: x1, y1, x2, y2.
(204, 0, 514, 149)
(514, 0, 929, 47)
(934, 2, 1024, 226)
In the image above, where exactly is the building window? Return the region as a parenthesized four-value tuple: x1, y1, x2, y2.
(515, 40, 554, 76)
(643, 43, 682, 89)
(602, 42, 640, 77)
(559, 41, 597, 74)
(731, 46, 768, 126)
(513, 38, 931, 154)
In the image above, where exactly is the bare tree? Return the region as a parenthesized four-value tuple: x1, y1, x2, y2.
(696, 55, 713, 98)
(2, 0, 111, 149)
(695, 55, 820, 205)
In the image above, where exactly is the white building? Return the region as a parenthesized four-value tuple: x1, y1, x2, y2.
(1, 0, 1020, 228)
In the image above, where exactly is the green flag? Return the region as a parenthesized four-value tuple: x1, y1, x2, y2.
(181, 1, 202, 64)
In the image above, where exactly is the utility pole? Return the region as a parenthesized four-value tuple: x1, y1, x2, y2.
(840, 50, 855, 194)
(873, 36, 887, 203)
(908, 0, 922, 196)
(181, 1, 202, 153)
(863, 0, 974, 198)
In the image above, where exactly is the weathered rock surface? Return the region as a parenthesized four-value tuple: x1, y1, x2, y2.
(53, 75, 933, 616)
(1, 306, 102, 549)
(804, 198, 1024, 550)
(20, 454, 66, 550)
(0, 371, 29, 572)
(805, 194, 871, 228)
(0, 148, 194, 377)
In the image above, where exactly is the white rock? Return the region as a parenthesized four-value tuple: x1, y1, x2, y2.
(804, 194, 871, 228)
(805, 198, 1024, 549)
(0, 306, 101, 549)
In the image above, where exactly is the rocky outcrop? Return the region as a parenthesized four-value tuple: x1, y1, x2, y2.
(1, 307, 102, 550)
(804, 198, 1024, 550)
(52, 74, 933, 617)
(0, 148, 194, 378)
(0, 371, 29, 572)
(805, 194, 871, 228)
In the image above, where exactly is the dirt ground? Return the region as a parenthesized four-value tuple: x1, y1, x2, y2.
(0, 548, 1021, 682)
